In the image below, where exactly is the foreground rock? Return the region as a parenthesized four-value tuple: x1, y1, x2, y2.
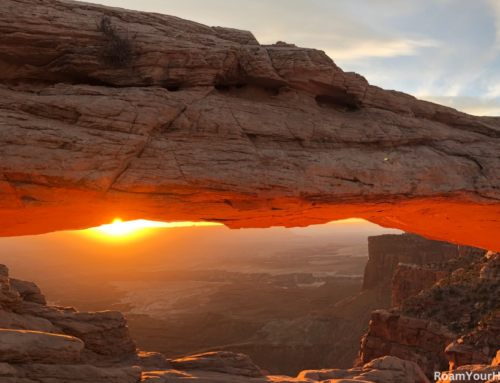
(1, 363, 143, 383)
(302, 356, 429, 383)
(0, 263, 435, 383)
(171, 352, 266, 377)
(437, 365, 500, 383)
(0, 329, 83, 364)
(0, 0, 499, 251)
(355, 310, 457, 377)
(15, 303, 136, 357)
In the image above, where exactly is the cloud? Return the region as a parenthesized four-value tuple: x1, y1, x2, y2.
(325, 39, 440, 60)
(417, 95, 500, 116)
(89, 0, 437, 60)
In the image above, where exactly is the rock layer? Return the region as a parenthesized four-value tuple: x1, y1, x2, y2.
(392, 264, 448, 307)
(0, 329, 84, 364)
(362, 233, 463, 291)
(0, 0, 499, 250)
(355, 310, 457, 377)
(299, 356, 429, 383)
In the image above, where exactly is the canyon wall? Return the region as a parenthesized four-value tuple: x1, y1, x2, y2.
(355, 310, 457, 376)
(0, 0, 499, 251)
(362, 233, 462, 290)
(392, 264, 448, 307)
(358, 246, 496, 380)
(391, 246, 487, 307)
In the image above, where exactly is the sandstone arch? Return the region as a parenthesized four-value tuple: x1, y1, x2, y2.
(0, 0, 499, 250)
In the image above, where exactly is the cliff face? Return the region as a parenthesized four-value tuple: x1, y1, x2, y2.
(392, 264, 448, 307)
(358, 248, 499, 379)
(0, 0, 499, 250)
(355, 310, 457, 377)
(362, 233, 462, 290)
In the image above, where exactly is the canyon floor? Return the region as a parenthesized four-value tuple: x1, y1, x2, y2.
(1, 224, 394, 376)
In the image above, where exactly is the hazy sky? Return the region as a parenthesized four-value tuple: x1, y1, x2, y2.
(86, 0, 500, 116)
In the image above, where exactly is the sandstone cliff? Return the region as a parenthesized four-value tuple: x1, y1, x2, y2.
(0, 0, 499, 251)
(355, 310, 457, 377)
(362, 233, 461, 291)
(392, 264, 448, 307)
(358, 247, 500, 379)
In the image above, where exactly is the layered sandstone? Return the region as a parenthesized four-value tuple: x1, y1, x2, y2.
(299, 356, 429, 383)
(359, 250, 500, 378)
(355, 310, 457, 377)
(0, 0, 499, 251)
(392, 245, 488, 307)
(392, 264, 448, 307)
(362, 233, 460, 291)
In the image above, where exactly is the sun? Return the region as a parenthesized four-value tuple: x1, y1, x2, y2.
(79, 219, 222, 242)
(97, 219, 154, 236)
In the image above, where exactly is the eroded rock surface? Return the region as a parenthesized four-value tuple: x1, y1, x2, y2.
(0, 329, 83, 364)
(362, 233, 464, 291)
(0, 0, 499, 251)
(359, 249, 500, 379)
(392, 264, 448, 307)
(355, 310, 457, 377)
(300, 356, 429, 383)
(170, 351, 266, 377)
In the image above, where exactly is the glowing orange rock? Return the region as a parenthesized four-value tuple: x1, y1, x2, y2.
(0, 0, 499, 251)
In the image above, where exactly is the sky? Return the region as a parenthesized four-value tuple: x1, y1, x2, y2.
(86, 0, 500, 116)
(1, 220, 402, 282)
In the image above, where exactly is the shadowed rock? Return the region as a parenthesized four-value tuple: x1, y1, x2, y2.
(171, 351, 266, 378)
(0, 329, 83, 364)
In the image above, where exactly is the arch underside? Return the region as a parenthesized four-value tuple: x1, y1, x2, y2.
(0, 0, 499, 250)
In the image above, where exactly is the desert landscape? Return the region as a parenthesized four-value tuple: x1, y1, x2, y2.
(1, 0, 500, 382)
(2, 222, 395, 375)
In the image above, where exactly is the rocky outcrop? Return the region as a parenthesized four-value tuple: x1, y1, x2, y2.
(0, 265, 136, 358)
(392, 264, 448, 307)
(359, 250, 500, 379)
(355, 310, 457, 377)
(444, 310, 500, 369)
(2, 363, 143, 383)
(10, 279, 47, 305)
(15, 303, 136, 357)
(170, 352, 266, 378)
(391, 245, 487, 307)
(437, 365, 500, 383)
(0, 274, 22, 312)
(299, 356, 429, 383)
(0, 329, 83, 364)
(0, 0, 499, 251)
(362, 233, 462, 290)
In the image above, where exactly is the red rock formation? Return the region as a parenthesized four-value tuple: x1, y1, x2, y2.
(392, 264, 448, 307)
(355, 310, 457, 377)
(0, 265, 136, 359)
(0, 0, 499, 250)
(359, 250, 500, 379)
(170, 352, 266, 378)
(299, 356, 429, 383)
(362, 233, 460, 290)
